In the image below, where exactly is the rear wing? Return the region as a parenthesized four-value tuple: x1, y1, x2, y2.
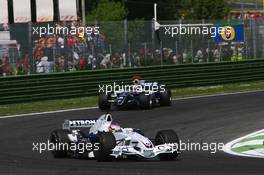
(141, 81, 159, 86)
(62, 114, 113, 132)
(62, 119, 97, 129)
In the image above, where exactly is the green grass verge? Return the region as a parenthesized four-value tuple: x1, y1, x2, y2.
(0, 80, 264, 116)
(240, 135, 264, 143)
(231, 144, 264, 153)
(171, 81, 264, 98)
(0, 96, 98, 116)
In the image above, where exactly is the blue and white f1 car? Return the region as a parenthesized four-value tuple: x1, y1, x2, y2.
(50, 114, 180, 161)
(98, 77, 172, 110)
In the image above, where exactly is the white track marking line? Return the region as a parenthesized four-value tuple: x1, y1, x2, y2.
(243, 149, 264, 156)
(0, 89, 263, 119)
(232, 140, 264, 149)
(172, 89, 264, 101)
(0, 107, 98, 119)
(223, 129, 264, 159)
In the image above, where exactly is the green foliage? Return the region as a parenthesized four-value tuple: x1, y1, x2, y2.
(98, 21, 124, 52)
(127, 19, 145, 43)
(86, 0, 127, 22)
(157, 0, 181, 20)
(86, 0, 229, 21)
(180, 0, 230, 20)
(95, 20, 145, 53)
(86, 0, 145, 53)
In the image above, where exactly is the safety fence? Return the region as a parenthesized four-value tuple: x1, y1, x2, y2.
(1, 18, 264, 76)
(0, 59, 264, 104)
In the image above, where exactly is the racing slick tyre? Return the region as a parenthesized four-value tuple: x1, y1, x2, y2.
(50, 129, 71, 158)
(94, 132, 116, 162)
(155, 129, 179, 161)
(139, 93, 153, 110)
(98, 93, 111, 111)
(160, 89, 172, 106)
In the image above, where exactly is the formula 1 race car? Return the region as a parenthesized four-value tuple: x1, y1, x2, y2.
(50, 114, 180, 161)
(98, 77, 171, 110)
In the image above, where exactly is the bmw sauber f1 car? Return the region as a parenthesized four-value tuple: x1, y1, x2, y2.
(50, 114, 180, 161)
(98, 77, 172, 110)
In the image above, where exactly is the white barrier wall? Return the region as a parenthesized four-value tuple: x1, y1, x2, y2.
(0, 0, 8, 24)
(36, 0, 54, 22)
(13, 0, 31, 23)
(59, 0, 77, 21)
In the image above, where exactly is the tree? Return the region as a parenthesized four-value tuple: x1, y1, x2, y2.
(86, 0, 127, 22)
(86, 0, 145, 53)
(180, 0, 230, 20)
(125, 0, 229, 20)
(127, 19, 145, 44)
(126, 0, 155, 20)
(157, 0, 181, 20)
(86, 0, 127, 52)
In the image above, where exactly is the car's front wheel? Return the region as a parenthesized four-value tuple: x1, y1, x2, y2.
(160, 89, 171, 106)
(139, 93, 153, 109)
(98, 94, 111, 111)
(50, 129, 71, 158)
(155, 129, 179, 161)
(94, 132, 116, 161)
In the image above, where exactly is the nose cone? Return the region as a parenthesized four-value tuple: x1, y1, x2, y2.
(135, 133, 154, 148)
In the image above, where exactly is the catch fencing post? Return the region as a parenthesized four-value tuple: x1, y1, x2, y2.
(28, 22, 34, 74)
(53, 46, 56, 72)
(160, 41, 163, 66)
(109, 44, 112, 69)
(207, 40, 210, 62)
(191, 40, 193, 63)
(252, 19, 257, 59)
(175, 40, 178, 55)
(128, 42, 131, 67)
(143, 42, 147, 66)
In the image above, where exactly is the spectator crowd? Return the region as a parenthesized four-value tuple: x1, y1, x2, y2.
(0, 15, 261, 77)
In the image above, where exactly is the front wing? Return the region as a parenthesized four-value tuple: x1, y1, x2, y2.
(110, 143, 179, 158)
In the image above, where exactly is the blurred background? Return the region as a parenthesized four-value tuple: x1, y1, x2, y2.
(0, 0, 263, 76)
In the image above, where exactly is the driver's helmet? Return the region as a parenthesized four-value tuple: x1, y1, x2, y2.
(109, 121, 121, 132)
(132, 76, 142, 85)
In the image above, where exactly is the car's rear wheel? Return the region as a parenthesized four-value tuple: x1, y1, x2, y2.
(94, 132, 116, 161)
(98, 93, 111, 111)
(50, 129, 71, 158)
(139, 93, 153, 109)
(155, 129, 179, 161)
(160, 89, 171, 106)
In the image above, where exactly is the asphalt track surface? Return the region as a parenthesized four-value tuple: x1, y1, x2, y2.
(0, 92, 264, 175)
